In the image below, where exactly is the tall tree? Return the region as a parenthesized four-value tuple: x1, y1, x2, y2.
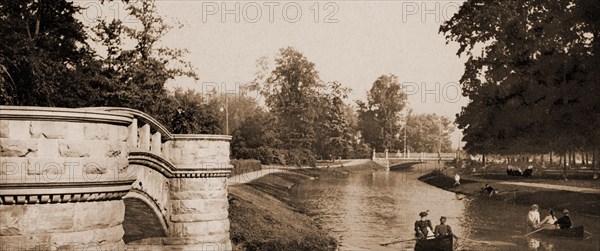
(261, 47, 322, 152)
(0, 0, 105, 106)
(404, 113, 455, 153)
(314, 81, 353, 160)
(92, 0, 197, 117)
(357, 74, 408, 151)
(251, 47, 354, 165)
(440, 0, 599, 162)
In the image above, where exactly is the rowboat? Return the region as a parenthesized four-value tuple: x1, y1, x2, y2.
(538, 226, 584, 239)
(414, 236, 453, 251)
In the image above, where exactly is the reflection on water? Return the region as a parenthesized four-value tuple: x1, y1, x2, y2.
(290, 164, 600, 251)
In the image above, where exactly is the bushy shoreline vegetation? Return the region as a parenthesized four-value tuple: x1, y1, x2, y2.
(440, 0, 600, 169)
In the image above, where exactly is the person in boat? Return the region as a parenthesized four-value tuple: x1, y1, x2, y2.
(414, 211, 433, 239)
(527, 204, 541, 229)
(554, 209, 572, 229)
(540, 209, 558, 229)
(434, 216, 454, 239)
(482, 184, 496, 197)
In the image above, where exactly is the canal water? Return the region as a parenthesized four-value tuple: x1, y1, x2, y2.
(290, 163, 600, 250)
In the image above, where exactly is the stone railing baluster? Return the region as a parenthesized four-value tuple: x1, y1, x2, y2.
(151, 132, 161, 155)
(139, 124, 151, 151)
(128, 118, 138, 148)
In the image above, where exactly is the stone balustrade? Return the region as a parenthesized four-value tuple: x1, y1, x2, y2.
(0, 106, 233, 250)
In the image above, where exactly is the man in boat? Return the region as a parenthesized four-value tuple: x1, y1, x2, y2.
(414, 211, 433, 239)
(527, 204, 541, 229)
(554, 209, 572, 229)
(434, 216, 454, 239)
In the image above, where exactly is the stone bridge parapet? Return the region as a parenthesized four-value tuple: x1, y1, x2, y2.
(0, 106, 233, 250)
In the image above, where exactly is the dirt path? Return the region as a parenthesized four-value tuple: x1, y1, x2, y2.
(323, 159, 370, 168)
(497, 181, 600, 194)
(228, 168, 286, 185)
(228, 168, 315, 185)
(228, 159, 371, 185)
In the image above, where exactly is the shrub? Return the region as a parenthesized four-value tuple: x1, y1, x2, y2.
(230, 159, 262, 177)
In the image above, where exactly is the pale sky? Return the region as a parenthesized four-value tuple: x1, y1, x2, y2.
(77, 0, 468, 148)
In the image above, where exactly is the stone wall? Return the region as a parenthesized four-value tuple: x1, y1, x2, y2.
(1, 107, 133, 250)
(0, 106, 233, 250)
(1, 120, 131, 183)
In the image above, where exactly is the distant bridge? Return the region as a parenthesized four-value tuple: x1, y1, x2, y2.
(372, 151, 458, 169)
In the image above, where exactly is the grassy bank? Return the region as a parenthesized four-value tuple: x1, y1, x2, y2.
(228, 172, 337, 251)
(419, 170, 600, 217)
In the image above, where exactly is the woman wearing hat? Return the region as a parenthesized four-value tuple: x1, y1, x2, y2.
(414, 211, 433, 239)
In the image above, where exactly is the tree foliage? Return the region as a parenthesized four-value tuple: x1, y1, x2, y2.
(0, 0, 104, 106)
(240, 47, 355, 165)
(356, 74, 408, 151)
(92, 0, 197, 116)
(0, 0, 217, 134)
(163, 89, 222, 134)
(441, 0, 600, 156)
(404, 114, 455, 153)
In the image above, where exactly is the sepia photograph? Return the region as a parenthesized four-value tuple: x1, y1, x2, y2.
(1, 0, 599, 250)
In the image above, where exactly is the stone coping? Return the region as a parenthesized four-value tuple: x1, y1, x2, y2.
(84, 107, 173, 140)
(84, 107, 231, 142)
(0, 106, 133, 125)
(129, 151, 232, 178)
(0, 180, 135, 204)
(172, 134, 232, 141)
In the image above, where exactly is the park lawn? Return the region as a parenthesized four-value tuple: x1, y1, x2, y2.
(420, 170, 600, 217)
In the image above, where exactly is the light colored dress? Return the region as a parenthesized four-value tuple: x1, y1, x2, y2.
(541, 215, 558, 229)
(527, 210, 540, 228)
(541, 215, 557, 224)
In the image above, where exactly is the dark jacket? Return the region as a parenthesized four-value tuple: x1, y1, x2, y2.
(434, 224, 453, 238)
(555, 215, 572, 229)
(414, 219, 433, 238)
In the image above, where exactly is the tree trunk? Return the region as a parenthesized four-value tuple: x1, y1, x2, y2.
(594, 150, 598, 180)
(550, 152, 553, 165)
(592, 150, 599, 171)
(563, 153, 568, 180)
(569, 151, 574, 167)
(592, 150, 600, 168)
(34, 0, 42, 38)
(482, 154, 486, 165)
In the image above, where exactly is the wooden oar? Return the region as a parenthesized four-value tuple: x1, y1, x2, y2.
(524, 226, 548, 237)
(459, 238, 493, 245)
(379, 238, 418, 246)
